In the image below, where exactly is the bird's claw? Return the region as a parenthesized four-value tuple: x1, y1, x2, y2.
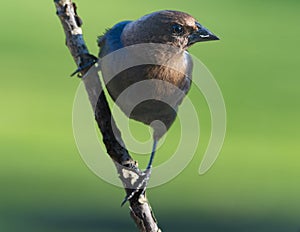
(121, 168, 152, 206)
(70, 54, 98, 77)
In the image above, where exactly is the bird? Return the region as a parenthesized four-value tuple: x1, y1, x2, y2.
(97, 10, 219, 203)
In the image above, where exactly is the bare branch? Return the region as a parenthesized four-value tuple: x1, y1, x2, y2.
(54, 0, 161, 231)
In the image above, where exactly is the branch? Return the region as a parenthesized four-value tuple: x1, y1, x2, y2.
(54, 0, 161, 231)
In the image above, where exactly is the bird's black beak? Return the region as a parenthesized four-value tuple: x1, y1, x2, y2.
(188, 22, 219, 46)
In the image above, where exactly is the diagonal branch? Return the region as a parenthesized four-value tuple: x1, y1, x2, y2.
(54, 0, 161, 231)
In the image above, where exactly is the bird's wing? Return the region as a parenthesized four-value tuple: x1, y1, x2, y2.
(98, 21, 132, 58)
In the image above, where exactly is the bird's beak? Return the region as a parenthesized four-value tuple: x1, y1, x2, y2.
(188, 23, 220, 46)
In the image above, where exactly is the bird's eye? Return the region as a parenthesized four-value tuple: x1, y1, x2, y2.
(172, 24, 184, 35)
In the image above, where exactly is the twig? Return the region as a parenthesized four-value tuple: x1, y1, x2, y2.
(54, 1, 161, 231)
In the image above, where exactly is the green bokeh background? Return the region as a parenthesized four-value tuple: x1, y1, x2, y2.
(1, 1, 299, 231)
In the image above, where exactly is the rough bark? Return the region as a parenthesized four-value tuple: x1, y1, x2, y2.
(54, 1, 161, 231)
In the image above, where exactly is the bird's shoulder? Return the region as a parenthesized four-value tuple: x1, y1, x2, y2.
(98, 21, 132, 57)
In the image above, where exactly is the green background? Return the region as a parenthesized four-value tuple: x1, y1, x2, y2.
(1, 0, 299, 231)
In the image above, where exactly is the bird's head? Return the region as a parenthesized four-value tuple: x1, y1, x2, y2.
(122, 10, 219, 49)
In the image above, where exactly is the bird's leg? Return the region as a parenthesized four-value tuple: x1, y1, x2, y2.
(141, 138, 157, 194)
(147, 138, 158, 170)
(121, 139, 158, 206)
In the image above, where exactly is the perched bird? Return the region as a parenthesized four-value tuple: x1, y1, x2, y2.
(97, 10, 219, 202)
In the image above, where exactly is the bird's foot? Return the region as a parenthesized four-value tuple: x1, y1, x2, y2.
(121, 168, 152, 206)
(70, 54, 98, 77)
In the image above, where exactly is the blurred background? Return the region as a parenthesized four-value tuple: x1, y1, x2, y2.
(1, 0, 300, 231)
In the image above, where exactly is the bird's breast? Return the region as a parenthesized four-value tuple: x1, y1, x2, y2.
(101, 50, 192, 128)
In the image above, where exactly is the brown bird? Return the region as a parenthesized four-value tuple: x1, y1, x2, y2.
(98, 10, 219, 202)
